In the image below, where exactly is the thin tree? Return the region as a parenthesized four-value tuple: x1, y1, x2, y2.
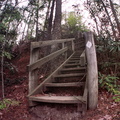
(52, 0, 62, 40)
(109, 0, 120, 37)
(100, 0, 117, 39)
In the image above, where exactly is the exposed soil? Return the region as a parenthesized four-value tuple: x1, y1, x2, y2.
(0, 42, 120, 120)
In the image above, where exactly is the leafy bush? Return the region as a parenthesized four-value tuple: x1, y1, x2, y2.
(0, 99, 20, 110)
(98, 72, 120, 102)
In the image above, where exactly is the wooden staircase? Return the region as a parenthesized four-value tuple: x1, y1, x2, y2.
(27, 32, 98, 115)
(28, 51, 87, 114)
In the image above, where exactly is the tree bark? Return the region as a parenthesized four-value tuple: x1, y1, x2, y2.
(52, 0, 62, 40)
(100, 0, 117, 39)
(109, 0, 120, 37)
(50, 0, 62, 72)
(1, 40, 5, 99)
(36, 0, 39, 41)
(47, 0, 55, 40)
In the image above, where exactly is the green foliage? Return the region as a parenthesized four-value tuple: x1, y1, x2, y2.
(0, 99, 20, 110)
(109, 41, 120, 52)
(67, 12, 89, 32)
(2, 51, 12, 59)
(1, 4, 21, 22)
(62, 12, 89, 38)
(98, 72, 120, 102)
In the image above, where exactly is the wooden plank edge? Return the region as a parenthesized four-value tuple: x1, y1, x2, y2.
(31, 38, 75, 49)
(29, 96, 85, 104)
(28, 47, 68, 71)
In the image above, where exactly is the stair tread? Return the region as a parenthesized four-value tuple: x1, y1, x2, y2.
(69, 58, 80, 60)
(29, 95, 85, 103)
(54, 73, 85, 78)
(61, 67, 86, 71)
(45, 82, 85, 87)
(64, 63, 80, 66)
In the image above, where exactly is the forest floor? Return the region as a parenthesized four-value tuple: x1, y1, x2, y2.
(0, 42, 120, 120)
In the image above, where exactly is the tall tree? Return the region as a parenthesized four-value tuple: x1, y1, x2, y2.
(47, 0, 55, 40)
(100, 0, 117, 39)
(50, 0, 62, 72)
(109, 0, 120, 37)
(52, 0, 62, 40)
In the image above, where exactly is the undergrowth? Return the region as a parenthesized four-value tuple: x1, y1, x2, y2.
(0, 99, 20, 110)
(98, 72, 120, 102)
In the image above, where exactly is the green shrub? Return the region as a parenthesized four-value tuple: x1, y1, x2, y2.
(98, 72, 120, 102)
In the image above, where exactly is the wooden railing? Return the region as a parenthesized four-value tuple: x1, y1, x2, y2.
(84, 32, 98, 110)
(27, 32, 98, 110)
(28, 38, 75, 96)
(79, 32, 98, 110)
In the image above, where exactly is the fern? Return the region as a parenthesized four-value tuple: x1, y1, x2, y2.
(98, 72, 120, 102)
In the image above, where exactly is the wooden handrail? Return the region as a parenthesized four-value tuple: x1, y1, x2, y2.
(27, 52, 75, 97)
(28, 37, 76, 106)
(31, 38, 75, 49)
(28, 47, 68, 71)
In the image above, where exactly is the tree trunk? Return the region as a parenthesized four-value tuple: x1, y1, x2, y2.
(36, 0, 39, 41)
(50, 0, 62, 72)
(100, 0, 117, 39)
(1, 41, 5, 99)
(109, 0, 120, 37)
(43, 0, 51, 40)
(52, 0, 62, 40)
(47, 0, 55, 40)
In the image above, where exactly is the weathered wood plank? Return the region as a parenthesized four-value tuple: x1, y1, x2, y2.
(29, 96, 85, 104)
(31, 38, 75, 49)
(80, 50, 86, 66)
(28, 47, 68, 71)
(72, 40, 75, 51)
(67, 60, 79, 62)
(64, 63, 80, 67)
(29, 48, 39, 106)
(61, 67, 86, 72)
(44, 82, 85, 87)
(70, 58, 80, 60)
(84, 32, 98, 110)
(27, 52, 75, 97)
(54, 73, 85, 78)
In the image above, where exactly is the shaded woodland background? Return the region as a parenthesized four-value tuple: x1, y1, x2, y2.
(0, 0, 120, 119)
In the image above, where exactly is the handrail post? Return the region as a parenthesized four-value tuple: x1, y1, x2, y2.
(62, 42, 67, 59)
(84, 32, 98, 110)
(72, 40, 75, 52)
(29, 46, 39, 106)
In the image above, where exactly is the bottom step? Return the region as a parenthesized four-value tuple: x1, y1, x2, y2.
(29, 95, 85, 104)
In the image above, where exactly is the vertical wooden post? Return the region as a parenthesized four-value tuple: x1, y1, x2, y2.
(62, 42, 65, 48)
(80, 50, 86, 66)
(29, 45, 39, 106)
(62, 42, 67, 59)
(72, 40, 75, 52)
(84, 32, 98, 110)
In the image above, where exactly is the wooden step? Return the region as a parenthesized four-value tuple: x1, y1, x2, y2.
(67, 60, 79, 63)
(44, 82, 85, 87)
(72, 55, 80, 57)
(64, 63, 80, 67)
(54, 73, 85, 78)
(70, 58, 80, 60)
(29, 95, 85, 104)
(71, 56, 80, 58)
(61, 67, 86, 72)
